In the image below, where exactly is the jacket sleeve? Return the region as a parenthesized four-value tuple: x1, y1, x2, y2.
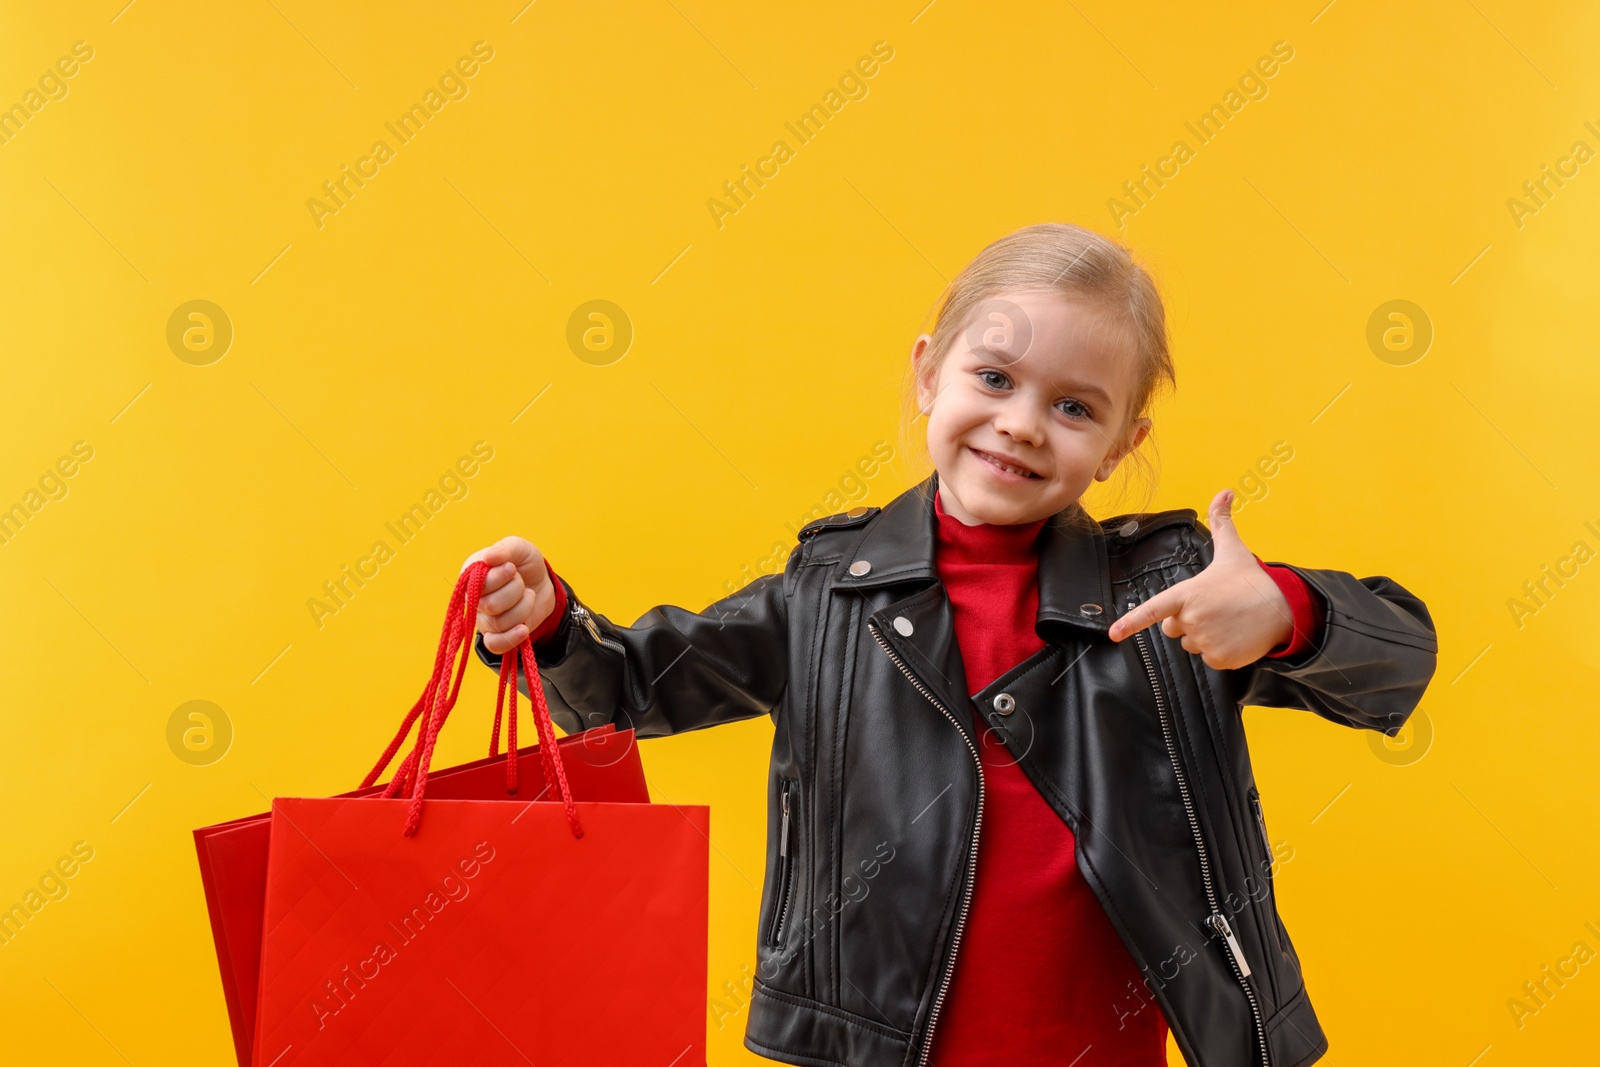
(473, 544, 799, 739)
(1255, 557, 1327, 659)
(1194, 523, 1439, 734)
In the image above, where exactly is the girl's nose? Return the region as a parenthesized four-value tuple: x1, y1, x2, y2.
(993, 398, 1047, 446)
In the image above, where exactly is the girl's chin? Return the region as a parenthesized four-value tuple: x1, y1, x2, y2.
(945, 480, 1044, 522)
(942, 466, 1074, 524)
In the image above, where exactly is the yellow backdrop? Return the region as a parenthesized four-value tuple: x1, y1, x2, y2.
(3, 1, 1597, 1063)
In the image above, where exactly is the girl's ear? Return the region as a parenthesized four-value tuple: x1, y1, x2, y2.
(911, 334, 938, 414)
(1096, 417, 1152, 481)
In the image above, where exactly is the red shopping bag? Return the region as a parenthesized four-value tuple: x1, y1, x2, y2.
(194, 565, 652, 1067)
(250, 562, 708, 1066)
(194, 730, 645, 1067)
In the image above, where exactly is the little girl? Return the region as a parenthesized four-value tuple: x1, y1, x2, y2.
(465, 223, 1438, 1067)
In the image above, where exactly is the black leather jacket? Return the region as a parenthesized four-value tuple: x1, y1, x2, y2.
(475, 472, 1438, 1067)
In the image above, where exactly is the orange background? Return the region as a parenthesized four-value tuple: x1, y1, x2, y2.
(3, 1, 1598, 1062)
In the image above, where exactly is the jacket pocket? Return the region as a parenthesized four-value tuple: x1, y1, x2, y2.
(1248, 785, 1273, 878)
(766, 777, 798, 947)
(1246, 784, 1292, 1012)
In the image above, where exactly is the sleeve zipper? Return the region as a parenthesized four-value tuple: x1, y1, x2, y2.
(571, 600, 603, 643)
(569, 600, 624, 656)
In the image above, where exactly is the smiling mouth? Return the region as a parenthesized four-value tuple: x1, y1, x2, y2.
(971, 447, 1042, 480)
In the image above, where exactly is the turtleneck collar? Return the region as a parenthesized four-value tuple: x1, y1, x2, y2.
(933, 486, 1048, 566)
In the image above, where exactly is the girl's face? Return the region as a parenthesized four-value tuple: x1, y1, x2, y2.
(912, 289, 1151, 526)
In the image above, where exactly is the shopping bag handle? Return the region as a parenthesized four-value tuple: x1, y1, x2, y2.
(381, 564, 486, 804)
(361, 560, 584, 840)
(359, 566, 473, 794)
(490, 637, 583, 840)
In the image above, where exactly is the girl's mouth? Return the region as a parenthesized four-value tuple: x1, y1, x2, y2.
(970, 447, 1042, 481)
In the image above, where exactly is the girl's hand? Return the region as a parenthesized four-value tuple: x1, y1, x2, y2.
(461, 536, 558, 655)
(1106, 489, 1294, 670)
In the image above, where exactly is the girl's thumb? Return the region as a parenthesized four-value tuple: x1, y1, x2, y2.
(1208, 489, 1244, 549)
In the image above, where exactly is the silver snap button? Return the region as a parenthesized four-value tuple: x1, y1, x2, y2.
(1117, 520, 1139, 538)
(992, 693, 1015, 715)
(849, 560, 872, 576)
(893, 616, 914, 637)
(1079, 603, 1103, 617)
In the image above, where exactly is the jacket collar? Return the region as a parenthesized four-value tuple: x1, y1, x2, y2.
(827, 471, 1117, 640)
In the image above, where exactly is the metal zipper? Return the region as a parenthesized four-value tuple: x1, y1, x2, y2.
(571, 600, 603, 643)
(570, 601, 625, 655)
(768, 778, 796, 946)
(866, 618, 982, 1067)
(1128, 597, 1271, 1067)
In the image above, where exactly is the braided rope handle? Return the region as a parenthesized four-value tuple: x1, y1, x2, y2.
(495, 638, 583, 839)
(359, 573, 468, 793)
(491, 645, 518, 788)
(361, 560, 584, 839)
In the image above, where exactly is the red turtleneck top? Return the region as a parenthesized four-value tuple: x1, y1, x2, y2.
(529, 498, 1326, 1066)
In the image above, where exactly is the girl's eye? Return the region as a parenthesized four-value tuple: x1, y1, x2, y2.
(977, 367, 1092, 421)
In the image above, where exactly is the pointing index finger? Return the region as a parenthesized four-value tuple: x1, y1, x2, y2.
(1107, 586, 1184, 642)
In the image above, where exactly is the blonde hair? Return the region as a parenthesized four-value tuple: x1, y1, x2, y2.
(897, 222, 1176, 526)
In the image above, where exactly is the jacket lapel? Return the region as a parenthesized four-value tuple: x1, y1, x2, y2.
(829, 473, 1117, 631)
(829, 471, 1117, 707)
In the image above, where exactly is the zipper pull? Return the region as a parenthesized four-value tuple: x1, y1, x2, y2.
(779, 785, 791, 858)
(1207, 913, 1252, 977)
(572, 602, 603, 644)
